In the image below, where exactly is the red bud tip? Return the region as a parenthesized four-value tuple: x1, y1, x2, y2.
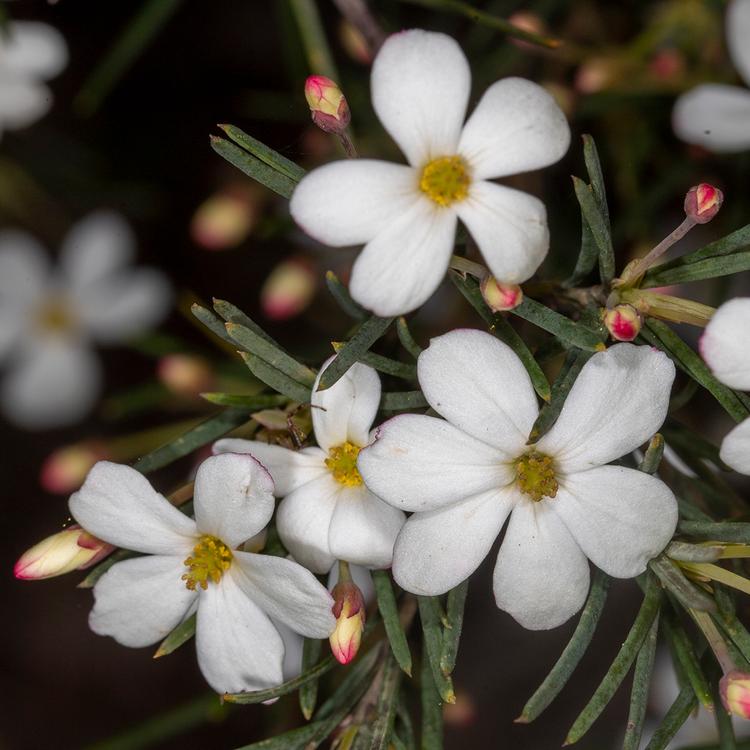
(260, 257, 317, 321)
(604, 304, 642, 342)
(40, 442, 108, 494)
(304, 76, 351, 135)
(157, 354, 215, 397)
(721, 671, 750, 718)
(684, 183, 723, 224)
(329, 580, 366, 665)
(480, 276, 523, 312)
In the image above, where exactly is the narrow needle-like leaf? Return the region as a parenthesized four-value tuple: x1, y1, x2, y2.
(440, 580, 469, 677)
(372, 570, 413, 676)
(418, 596, 455, 704)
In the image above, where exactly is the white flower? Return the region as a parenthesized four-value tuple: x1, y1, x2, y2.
(214, 358, 405, 573)
(357, 330, 678, 630)
(673, 0, 750, 152)
(0, 21, 67, 138)
(700, 297, 750, 473)
(0, 211, 171, 428)
(69, 454, 335, 694)
(289, 29, 570, 317)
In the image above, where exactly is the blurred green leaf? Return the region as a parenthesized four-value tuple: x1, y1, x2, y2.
(420, 643, 444, 750)
(369, 652, 403, 750)
(200, 392, 287, 408)
(78, 549, 138, 589)
(643, 250, 750, 287)
(380, 391, 429, 411)
(439, 580, 468, 677)
(622, 612, 659, 750)
(326, 271, 368, 321)
(372, 570, 413, 676)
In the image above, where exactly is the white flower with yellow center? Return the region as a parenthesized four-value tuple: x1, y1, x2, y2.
(289, 29, 571, 317)
(214, 358, 405, 573)
(358, 330, 679, 630)
(69, 453, 335, 694)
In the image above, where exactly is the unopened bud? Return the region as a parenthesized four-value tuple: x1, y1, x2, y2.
(575, 57, 615, 94)
(40, 442, 108, 494)
(329, 580, 366, 664)
(684, 183, 723, 224)
(158, 354, 215, 397)
(720, 671, 750, 718)
(305, 76, 351, 135)
(480, 276, 523, 312)
(508, 12, 547, 50)
(261, 257, 317, 320)
(14, 526, 114, 580)
(190, 186, 259, 251)
(604, 304, 642, 342)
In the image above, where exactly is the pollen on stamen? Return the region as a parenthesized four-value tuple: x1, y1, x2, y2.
(419, 156, 471, 207)
(182, 535, 233, 591)
(325, 442, 363, 486)
(515, 451, 559, 502)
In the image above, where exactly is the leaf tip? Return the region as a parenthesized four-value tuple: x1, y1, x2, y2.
(513, 714, 530, 724)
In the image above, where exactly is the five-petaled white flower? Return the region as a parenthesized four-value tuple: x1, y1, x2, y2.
(358, 329, 679, 630)
(214, 358, 405, 573)
(0, 211, 171, 428)
(700, 297, 750, 473)
(673, 0, 750, 152)
(289, 29, 571, 317)
(69, 453, 335, 694)
(0, 21, 67, 139)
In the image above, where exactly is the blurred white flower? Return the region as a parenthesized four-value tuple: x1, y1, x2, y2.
(358, 330, 678, 630)
(673, 0, 750, 152)
(290, 29, 570, 316)
(69, 454, 335, 694)
(0, 211, 171, 429)
(213, 358, 405, 573)
(0, 20, 67, 138)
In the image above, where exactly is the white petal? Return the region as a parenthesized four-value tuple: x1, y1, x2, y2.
(358, 414, 514, 512)
(90, 555, 196, 647)
(720, 417, 750, 474)
(0, 78, 52, 130)
(393, 488, 516, 596)
(328, 485, 406, 568)
(213, 439, 327, 496)
(700, 298, 750, 390)
(276, 474, 340, 573)
(1, 339, 101, 429)
(417, 328, 538, 454)
(193, 454, 275, 548)
(195, 571, 284, 694)
(0, 229, 49, 307)
(312, 358, 381, 451)
(458, 77, 571, 180)
(69, 461, 197, 555)
(728, 0, 750, 87)
(349, 198, 457, 316)
(371, 29, 470, 167)
(233, 551, 335, 638)
(289, 160, 419, 246)
(456, 181, 549, 284)
(493, 500, 590, 630)
(554, 466, 677, 578)
(1, 22, 68, 78)
(537, 343, 675, 472)
(672, 84, 750, 153)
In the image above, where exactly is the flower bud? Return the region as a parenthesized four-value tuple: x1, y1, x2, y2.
(604, 304, 642, 342)
(305, 76, 351, 135)
(329, 580, 366, 664)
(190, 185, 259, 251)
(14, 526, 113, 580)
(157, 354, 215, 397)
(720, 671, 750, 718)
(684, 183, 723, 224)
(260, 257, 317, 320)
(40, 442, 108, 494)
(480, 276, 523, 312)
(508, 12, 547, 50)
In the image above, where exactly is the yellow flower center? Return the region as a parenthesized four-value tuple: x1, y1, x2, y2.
(515, 451, 559, 502)
(35, 297, 77, 334)
(181, 535, 233, 591)
(325, 442, 363, 486)
(419, 156, 471, 207)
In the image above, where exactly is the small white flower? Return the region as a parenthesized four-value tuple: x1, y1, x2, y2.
(0, 211, 171, 428)
(214, 358, 405, 573)
(673, 0, 750, 152)
(358, 330, 678, 630)
(69, 453, 335, 694)
(0, 21, 67, 138)
(700, 297, 750, 473)
(289, 29, 570, 317)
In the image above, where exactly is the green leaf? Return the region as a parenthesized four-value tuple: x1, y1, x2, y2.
(212, 299, 281, 348)
(325, 271, 367, 321)
(299, 638, 322, 720)
(565, 211, 599, 288)
(643, 250, 750, 287)
(239, 352, 312, 403)
(372, 570, 413, 676)
(200, 392, 288, 408)
(288, 0, 339, 79)
(210, 136, 298, 199)
(420, 643, 444, 750)
(573, 176, 615, 285)
(191, 303, 237, 346)
(439, 580, 468, 677)
(318, 316, 395, 391)
(77, 549, 138, 589)
(315, 644, 382, 720)
(518, 570, 610, 723)
(661, 611, 713, 709)
(153, 614, 196, 659)
(582, 135, 610, 226)
(714, 585, 750, 666)
(643, 684, 696, 750)
(417, 597, 455, 704)
(369, 652, 403, 750)
(649, 556, 716, 612)
(218, 124, 305, 183)
(396, 317, 423, 360)
(339, 349, 417, 381)
(677, 521, 750, 544)
(638, 434, 665, 474)
(380, 391, 429, 411)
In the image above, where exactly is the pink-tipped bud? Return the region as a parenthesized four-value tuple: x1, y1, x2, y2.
(508, 11, 547, 50)
(190, 185, 259, 251)
(649, 49, 685, 81)
(575, 57, 614, 94)
(329, 580, 366, 665)
(720, 671, 750, 718)
(261, 257, 317, 320)
(480, 276, 523, 312)
(305, 76, 351, 135)
(40, 442, 108, 494)
(684, 183, 723, 224)
(14, 526, 114, 581)
(604, 304, 642, 342)
(157, 354, 215, 397)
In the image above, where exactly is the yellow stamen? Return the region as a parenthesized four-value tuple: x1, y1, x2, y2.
(325, 442, 363, 486)
(515, 451, 558, 502)
(181, 535, 233, 590)
(419, 156, 471, 207)
(35, 297, 77, 333)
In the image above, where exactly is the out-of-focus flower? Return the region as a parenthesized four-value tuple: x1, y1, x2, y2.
(359, 330, 677, 630)
(304, 76, 351, 136)
(673, 0, 750, 152)
(190, 185, 261, 250)
(329, 578, 366, 664)
(260, 257, 317, 320)
(213, 359, 405, 573)
(0, 212, 171, 429)
(508, 12, 547, 51)
(649, 48, 685, 81)
(40, 441, 109, 493)
(157, 354, 215, 397)
(69, 454, 335, 693)
(290, 30, 570, 317)
(0, 21, 67, 139)
(684, 183, 723, 223)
